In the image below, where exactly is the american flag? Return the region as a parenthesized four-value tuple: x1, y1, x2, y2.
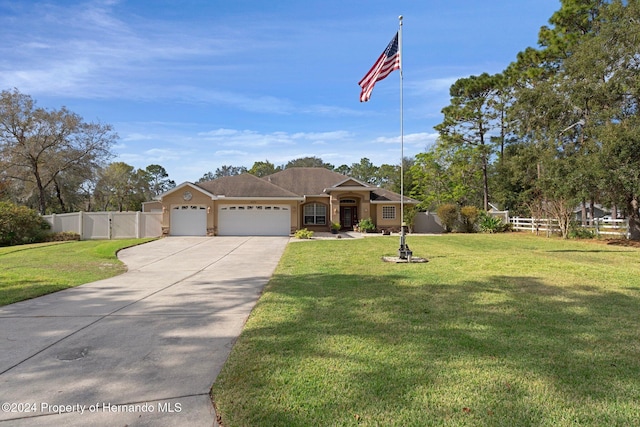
(358, 32, 400, 102)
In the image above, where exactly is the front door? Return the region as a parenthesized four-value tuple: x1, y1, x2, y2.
(340, 206, 358, 230)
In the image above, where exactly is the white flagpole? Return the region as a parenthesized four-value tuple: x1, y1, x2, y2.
(398, 15, 410, 260)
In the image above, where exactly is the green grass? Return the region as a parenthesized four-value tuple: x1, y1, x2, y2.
(211, 233, 640, 426)
(0, 238, 155, 306)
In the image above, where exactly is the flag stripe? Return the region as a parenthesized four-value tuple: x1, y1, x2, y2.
(358, 32, 400, 102)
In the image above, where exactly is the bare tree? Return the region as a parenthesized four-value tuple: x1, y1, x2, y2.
(0, 89, 117, 214)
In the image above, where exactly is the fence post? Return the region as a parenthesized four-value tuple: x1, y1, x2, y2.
(136, 211, 141, 239)
(108, 212, 113, 240)
(626, 219, 630, 239)
(594, 218, 599, 238)
(78, 211, 84, 240)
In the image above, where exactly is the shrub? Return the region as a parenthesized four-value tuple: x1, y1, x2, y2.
(294, 228, 314, 239)
(45, 231, 81, 242)
(357, 218, 376, 233)
(436, 204, 458, 232)
(478, 211, 507, 233)
(0, 202, 51, 246)
(568, 224, 596, 239)
(459, 206, 480, 233)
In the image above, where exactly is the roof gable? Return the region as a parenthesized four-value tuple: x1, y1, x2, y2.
(160, 181, 217, 200)
(333, 178, 371, 188)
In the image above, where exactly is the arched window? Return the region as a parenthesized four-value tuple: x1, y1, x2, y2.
(303, 203, 327, 225)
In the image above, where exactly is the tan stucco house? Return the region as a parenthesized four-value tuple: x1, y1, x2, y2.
(146, 167, 418, 236)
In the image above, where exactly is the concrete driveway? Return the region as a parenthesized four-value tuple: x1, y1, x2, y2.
(0, 236, 289, 426)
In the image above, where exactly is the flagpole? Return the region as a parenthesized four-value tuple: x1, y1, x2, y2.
(398, 15, 410, 260)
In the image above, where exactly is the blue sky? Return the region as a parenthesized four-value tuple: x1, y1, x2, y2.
(1, 0, 560, 184)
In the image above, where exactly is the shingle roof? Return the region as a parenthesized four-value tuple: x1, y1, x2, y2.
(190, 168, 415, 203)
(263, 167, 368, 196)
(196, 173, 300, 198)
(370, 188, 419, 204)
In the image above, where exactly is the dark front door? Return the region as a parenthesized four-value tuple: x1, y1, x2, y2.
(340, 206, 358, 230)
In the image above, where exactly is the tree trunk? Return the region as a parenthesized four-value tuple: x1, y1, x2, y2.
(628, 197, 640, 241)
(35, 173, 47, 215)
(54, 179, 66, 213)
(482, 160, 489, 211)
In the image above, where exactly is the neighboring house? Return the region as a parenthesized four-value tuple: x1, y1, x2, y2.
(573, 203, 611, 222)
(147, 167, 418, 236)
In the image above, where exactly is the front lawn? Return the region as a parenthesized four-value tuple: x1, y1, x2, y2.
(0, 239, 155, 306)
(211, 233, 640, 426)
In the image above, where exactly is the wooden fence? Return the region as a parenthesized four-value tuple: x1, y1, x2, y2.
(42, 211, 162, 240)
(509, 217, 629, 238)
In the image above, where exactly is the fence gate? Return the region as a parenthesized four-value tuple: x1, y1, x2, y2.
(43, 211, 162, 240)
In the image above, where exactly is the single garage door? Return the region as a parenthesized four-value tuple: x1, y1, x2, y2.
(170, 205, 207, 236)
(218, 205, 290, 236)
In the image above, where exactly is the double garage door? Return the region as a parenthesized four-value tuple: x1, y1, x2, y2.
(170, 204, 290, 236)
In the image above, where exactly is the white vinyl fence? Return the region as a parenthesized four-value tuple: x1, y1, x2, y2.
(412, 211, 445, 233)
(509, 217, 630, 238)
(43, 211, 162, 240)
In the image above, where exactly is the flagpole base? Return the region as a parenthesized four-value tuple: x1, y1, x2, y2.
(398, 224, 412, 260)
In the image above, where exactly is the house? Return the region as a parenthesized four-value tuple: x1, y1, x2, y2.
(147, 167, 418, 236)
(573, 203, 611, 222)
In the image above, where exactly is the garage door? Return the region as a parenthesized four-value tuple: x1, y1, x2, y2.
(170, 205, 207, 236)
(218, 205, 290, 236)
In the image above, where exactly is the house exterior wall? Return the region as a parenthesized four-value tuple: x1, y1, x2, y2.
(334, 191, 371, 228)
(142, 201, 162, 212)
(300, 196, 331, 232)
(374, 203, 403, 232)
(161, 189, 215, 236)
(156, 175, 414, 235)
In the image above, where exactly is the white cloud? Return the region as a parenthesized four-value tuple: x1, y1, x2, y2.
(291, 131, 354, 141)
(373, 132, 439, 147)
(196, 128, 354, 148)
(122, 133, 154, 142)
(409, 77, 459, 94)
(214, 150, 248, 156)
(0, 1, 273, 104)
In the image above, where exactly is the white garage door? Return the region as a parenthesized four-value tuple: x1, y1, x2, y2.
(170, 205, 207, 236)
(218, 205, 290, 236)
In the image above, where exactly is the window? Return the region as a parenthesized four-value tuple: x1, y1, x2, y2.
(382, 206, 396, 219)
(304, 203, 327, 225)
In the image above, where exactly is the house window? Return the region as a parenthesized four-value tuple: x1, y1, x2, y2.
(382, 206, 396, 219)
(304, 203, 326, 225)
